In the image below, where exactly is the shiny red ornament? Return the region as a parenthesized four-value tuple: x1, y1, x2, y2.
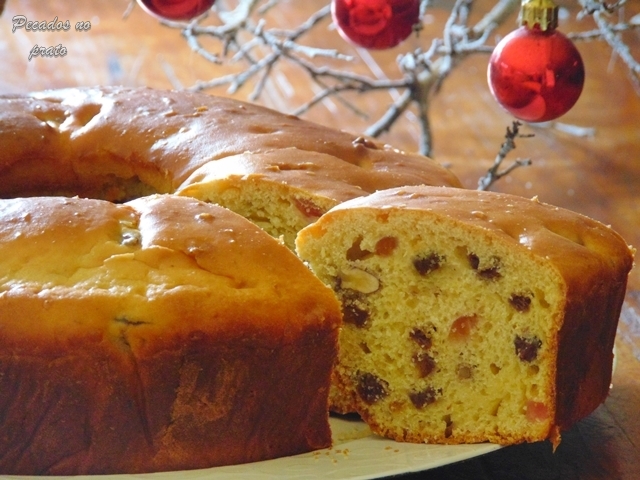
(487, 26, 585, 122)
(331, 0, 421, 50)
(137, 0, 216, 21)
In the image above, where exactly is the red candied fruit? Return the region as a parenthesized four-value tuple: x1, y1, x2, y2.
(525, 400, 549, 422)
(375, 236, 398, 256)
(448, 315, 479, 341)
(294, 197, 325, 218)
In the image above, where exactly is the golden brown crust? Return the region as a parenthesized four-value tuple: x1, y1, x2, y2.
(0, 195, 341, 474)
(178, 147, 452, 207)
(1, 325, 337, 474)
(0, 86, 461, 202)
(327, 186, 634, 286)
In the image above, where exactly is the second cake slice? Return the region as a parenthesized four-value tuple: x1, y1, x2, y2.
(295, 185, 634, 446)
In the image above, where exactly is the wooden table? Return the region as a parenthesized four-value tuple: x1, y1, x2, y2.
(1, 1, 638, 478)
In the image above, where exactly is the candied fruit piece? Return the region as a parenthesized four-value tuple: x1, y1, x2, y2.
(293, 197, 324, 218)
(509, 293, 532, 312)
(375, 236, 398, 256)
(525, 400, 549, 422)
(376, 211, 390, 223)
(514, 335, 542, 362)
(412, 352, 436, 378)
(413, 252, 444, 276)
(456, 363, 473, 380)
(448, 315, 479, 341)
(356, 372, 389, 405)
(409, 386, 441, 409)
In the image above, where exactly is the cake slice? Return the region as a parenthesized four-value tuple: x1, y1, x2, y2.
(176, 146, 461, 249)
(0, 195, 341, 475)
(295, 185, 634, 446)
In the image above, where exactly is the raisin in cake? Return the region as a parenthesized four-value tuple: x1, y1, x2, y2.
(295, 185, 634, 446)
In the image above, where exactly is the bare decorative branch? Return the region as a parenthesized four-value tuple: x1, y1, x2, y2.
(576, 0, 640, 91)
(130, 0, 640, 184)
(132, 0, 528, 156)
(477, 121, 533, 191)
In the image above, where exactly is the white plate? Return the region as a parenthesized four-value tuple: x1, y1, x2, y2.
(0, 415, 500, 480)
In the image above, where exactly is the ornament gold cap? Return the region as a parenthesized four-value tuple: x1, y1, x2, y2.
(519, 0, 559, 31)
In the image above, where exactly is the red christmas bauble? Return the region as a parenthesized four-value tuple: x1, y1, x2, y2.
(137, 0, 216, 21)
(331, 0, 421, 50)
(487, 26, 585, 122)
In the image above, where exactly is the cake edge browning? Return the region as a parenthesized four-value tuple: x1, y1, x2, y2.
(0, 323, 337, 474)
